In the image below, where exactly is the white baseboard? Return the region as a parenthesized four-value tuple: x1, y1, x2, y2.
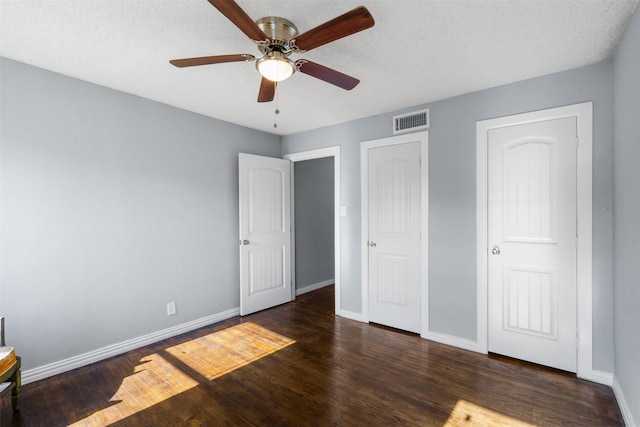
(613, 376, 638, 427)
(336, 309, 365, 322)
(22, 307, 240, 385)
(422, 330, 481, 353)
(578, 368, 614, 386)
(296, 279, 334, 296)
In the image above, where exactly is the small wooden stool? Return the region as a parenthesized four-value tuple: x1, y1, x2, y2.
(0, 317, 21, 413)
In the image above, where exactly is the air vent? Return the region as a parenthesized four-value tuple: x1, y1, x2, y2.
(393, 109, 429, 134)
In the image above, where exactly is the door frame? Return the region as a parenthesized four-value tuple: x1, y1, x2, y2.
(476, 102, 608, 384)
(284, 147, 341, 315)
(360, 131, 429, 335)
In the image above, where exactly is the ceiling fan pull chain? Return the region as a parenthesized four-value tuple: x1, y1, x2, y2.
(273, 91, 280, 128)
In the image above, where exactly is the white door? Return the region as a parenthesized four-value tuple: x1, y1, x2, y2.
(488, 117, 577, 372)
(367, 141, 421, 333)
(239, 153, 292, 315)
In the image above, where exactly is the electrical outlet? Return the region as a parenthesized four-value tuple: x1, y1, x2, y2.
(166, 301, 176, 316)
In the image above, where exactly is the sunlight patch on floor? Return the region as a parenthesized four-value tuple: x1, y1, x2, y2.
(67, 322, 294, 426)
(67, 353, 197, 427)
(444, 399, 536, 427)
(166, 322, 296, 380)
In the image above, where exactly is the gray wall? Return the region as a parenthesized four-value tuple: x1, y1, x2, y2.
(1, 44, 627, 383)
(613, 6, 640, 424)
(282, 61, 615, 372)
(293, 158, 334, 290)
(0, 58, 281, 370)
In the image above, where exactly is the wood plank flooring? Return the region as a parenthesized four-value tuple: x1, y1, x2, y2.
(0, 286, 623, 426)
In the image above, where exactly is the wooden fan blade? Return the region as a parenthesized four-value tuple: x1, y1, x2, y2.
(170, 54, 255, 68)
(258, 78, 276, 103)
(207, 0, 268, 41)
(292, 6, 374, 52)
(296, 60, 360, 90)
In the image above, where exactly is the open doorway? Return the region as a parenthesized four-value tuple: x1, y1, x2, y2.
(293, 157, 334, 297)
(285, 147, 341, 315)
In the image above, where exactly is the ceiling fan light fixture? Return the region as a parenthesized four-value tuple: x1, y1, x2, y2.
(256, 51, 295, 82)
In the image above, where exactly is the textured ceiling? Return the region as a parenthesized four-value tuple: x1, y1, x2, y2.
(1, 0, 637, 135)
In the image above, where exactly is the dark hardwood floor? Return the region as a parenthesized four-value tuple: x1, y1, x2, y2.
(0, 286, 623, 426)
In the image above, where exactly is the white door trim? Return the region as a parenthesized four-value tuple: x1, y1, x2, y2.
(360, 132, 429, 334)
(476, 102, 599, 381)
(284, 147, 341, 316)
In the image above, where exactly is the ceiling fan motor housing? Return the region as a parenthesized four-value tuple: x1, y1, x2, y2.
(255, 16, 298, 53)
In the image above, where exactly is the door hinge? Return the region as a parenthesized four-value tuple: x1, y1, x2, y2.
(576, 137, 580, 150)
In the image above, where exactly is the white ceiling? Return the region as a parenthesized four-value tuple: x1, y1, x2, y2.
(1, 0, 637, 136)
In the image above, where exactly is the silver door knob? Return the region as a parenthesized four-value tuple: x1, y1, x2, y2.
(491, 246, 501, 255)
(240, 239, 250, 245)
(368, 241, 377, 247)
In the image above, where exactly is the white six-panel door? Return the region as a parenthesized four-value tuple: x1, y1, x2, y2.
(487, 117, 578, 372)
(239, 153, 292, 316)
(367, 141, 422, 333)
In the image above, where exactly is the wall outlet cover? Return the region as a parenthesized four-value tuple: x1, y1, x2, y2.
(167, 302, 177, 316)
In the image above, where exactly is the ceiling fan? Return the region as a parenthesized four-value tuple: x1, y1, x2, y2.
(170, 0, 375, 103)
